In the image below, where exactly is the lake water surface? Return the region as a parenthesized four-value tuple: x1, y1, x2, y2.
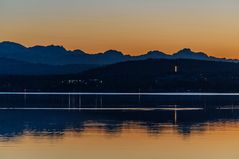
(1, 93, 239, 159)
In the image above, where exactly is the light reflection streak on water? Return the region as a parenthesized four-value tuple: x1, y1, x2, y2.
(1, 92, 239, 96)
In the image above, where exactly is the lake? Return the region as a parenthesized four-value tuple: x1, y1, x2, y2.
(1, 93, 239, 159)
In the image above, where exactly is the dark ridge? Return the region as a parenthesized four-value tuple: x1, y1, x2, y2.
(0, 41, 238, 66)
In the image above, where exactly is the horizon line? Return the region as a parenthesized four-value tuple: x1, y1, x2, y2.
(1, 92, 239, 96)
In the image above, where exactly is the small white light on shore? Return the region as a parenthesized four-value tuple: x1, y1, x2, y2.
(174, 65, 178, 73)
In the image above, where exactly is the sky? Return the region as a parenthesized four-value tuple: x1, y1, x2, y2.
(1, 0, 239, 58)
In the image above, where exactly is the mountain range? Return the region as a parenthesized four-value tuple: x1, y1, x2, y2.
(0, 41, 238, 75)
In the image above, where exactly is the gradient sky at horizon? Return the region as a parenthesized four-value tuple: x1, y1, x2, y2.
(1, 0, 239, 57)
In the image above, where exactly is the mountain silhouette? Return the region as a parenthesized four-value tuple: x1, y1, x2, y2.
(0, 41, 238, 66)
(172, 48, 209, 60)
(137, 50, 170, 60)
(103, 50, 124, 56)
(1, 41, 239, 75)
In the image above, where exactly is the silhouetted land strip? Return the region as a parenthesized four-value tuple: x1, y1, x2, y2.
(1, 59, 239, 92)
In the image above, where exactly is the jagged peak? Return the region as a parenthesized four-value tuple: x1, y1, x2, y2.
(146, 50, 166, 55)
(174, 48, 208, 58)
(0, 41, 26, 48)
(30, 45, 67, 52)
(176, 48, 193, 54)
(72, 49, 87, 55)
(104, 50, 124, 56)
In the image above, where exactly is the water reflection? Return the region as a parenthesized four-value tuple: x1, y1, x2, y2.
(0, 109, 239, 140)
(2, 95, 239, 159)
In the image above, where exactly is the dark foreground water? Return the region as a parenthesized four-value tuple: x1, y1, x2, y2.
(1, 94, 239, 159)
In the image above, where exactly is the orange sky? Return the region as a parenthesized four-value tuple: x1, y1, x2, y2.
(1, 0, 239, 58)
